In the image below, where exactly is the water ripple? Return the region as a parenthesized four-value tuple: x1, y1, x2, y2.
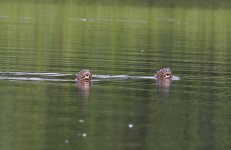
(0, 72, 71, 77)
(0, 72, 180, 82)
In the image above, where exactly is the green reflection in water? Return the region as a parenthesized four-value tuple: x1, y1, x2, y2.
(0, 2, 230, 73)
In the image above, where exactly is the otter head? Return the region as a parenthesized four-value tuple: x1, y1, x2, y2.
(76, 69, 92, 82)
(155, 68, 172, 79)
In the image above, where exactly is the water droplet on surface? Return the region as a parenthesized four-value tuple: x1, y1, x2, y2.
(128, 124, 133, 128)
(64, 139, 70, 144)
(79, 119, 84, 123)
(82, 133, 87, 137)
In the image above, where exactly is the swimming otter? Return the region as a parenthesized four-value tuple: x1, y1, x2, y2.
(154, 68, 172, 79)
(75, 69, 92, 82)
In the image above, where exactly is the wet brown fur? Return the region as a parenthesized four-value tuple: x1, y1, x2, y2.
(76, 69, 92, 82)
(154, 68, 172, 79)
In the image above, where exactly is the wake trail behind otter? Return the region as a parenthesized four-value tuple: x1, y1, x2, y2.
(0, 72, 180, 81)
(93, 75, 154, 80)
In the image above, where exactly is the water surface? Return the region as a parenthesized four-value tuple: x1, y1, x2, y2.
(0, 1, 231, 150)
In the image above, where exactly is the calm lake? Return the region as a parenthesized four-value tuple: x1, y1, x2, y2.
(0, 1, 231, 150)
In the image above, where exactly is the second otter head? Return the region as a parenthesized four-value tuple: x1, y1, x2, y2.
(76, 69, 92, 82)
(154, 68, 172, 79)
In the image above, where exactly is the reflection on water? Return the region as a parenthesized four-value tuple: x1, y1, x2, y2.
(155, 78, 172, 95)
(76, 81, 91, 99)
(0, 1, 231, 150)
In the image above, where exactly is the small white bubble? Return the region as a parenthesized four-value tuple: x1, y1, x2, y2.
(140, 49, 144, 52)
(64, 139, 69, 144)
(82, 133, 87, 137)
(79, 119, 84, 123)
(128, 124, 133, 128)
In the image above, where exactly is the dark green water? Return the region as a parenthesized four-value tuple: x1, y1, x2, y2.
(0, 1, 231, 150)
